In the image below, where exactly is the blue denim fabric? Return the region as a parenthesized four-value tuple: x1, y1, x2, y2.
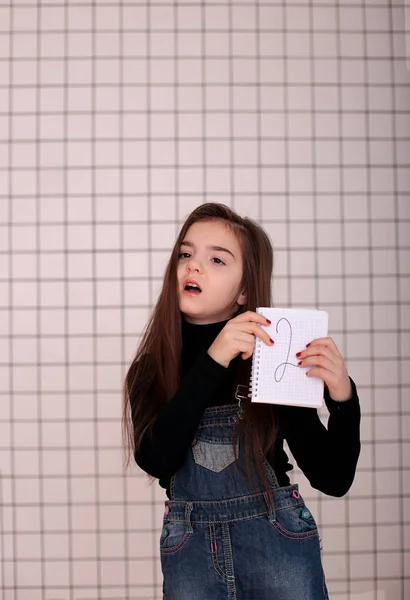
(160, 403, 329, 600)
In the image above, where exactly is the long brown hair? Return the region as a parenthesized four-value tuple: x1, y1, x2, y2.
(122, 203, 278, 491)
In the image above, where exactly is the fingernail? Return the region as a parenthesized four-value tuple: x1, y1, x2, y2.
(306, 343, 311, 347)
(266, 319, 271, 325)
(298, 361, 302, 366)
(296, 352, 301, 357)
(269, 338, 274, 344)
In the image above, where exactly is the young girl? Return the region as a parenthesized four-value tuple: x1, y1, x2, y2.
(123, 203, 361, 600)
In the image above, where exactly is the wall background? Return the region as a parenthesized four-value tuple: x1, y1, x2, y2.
(1, 1, 409, 599)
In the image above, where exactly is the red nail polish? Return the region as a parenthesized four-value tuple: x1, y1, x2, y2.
(266, 319, 272, 325)
(306, 343, 311, 347)
(296, 352, 301, 357)
(269, 338, 274, 344)
(298, 361, 302, 366)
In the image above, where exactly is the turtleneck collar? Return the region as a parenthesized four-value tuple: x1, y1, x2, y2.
(182, 317, 228, 348)
(180, 317, 227, 372)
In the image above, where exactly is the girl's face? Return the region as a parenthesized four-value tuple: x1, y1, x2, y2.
(177, 220, 246, 325)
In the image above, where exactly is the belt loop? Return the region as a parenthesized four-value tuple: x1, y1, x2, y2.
(185, 501, 193, 533)
(263, 490, 276, 522)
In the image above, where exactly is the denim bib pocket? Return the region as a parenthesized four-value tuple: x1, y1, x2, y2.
(192, 438, 239, 473)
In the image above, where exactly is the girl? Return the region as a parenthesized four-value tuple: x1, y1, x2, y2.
(123, 203, 361, 600)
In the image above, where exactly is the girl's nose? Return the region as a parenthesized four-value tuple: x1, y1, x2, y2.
(187, 258, 202, 273)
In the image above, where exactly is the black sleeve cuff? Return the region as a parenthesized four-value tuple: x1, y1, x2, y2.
(195, 349, 236, 383)
(324, 376, 360, 413)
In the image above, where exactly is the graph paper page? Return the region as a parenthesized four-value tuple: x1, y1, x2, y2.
(250, 307, 329, 408)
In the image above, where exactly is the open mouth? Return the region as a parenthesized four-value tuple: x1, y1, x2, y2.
(184, 283, 202, 295)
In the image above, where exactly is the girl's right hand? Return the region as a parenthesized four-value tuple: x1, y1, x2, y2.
(207, 310, 274, 368)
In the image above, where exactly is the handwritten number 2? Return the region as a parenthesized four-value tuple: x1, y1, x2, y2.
(273, 318, 300, 382)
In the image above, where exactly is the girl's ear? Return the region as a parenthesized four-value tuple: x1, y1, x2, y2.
(237, 290, 247, 306)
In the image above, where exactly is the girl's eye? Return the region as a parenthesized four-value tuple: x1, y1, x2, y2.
(178, 252, 225, 265)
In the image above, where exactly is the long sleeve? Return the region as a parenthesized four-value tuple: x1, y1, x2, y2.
(279, 376, 361, 497)
(134, 350, 235, 480)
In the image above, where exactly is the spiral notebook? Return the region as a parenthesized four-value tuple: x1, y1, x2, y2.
(250, 307, 329, 409)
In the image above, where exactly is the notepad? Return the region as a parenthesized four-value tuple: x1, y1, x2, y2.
(250, 307, 329, 409)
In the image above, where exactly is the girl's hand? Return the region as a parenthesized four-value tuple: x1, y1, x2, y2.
(296, 337, 353, 402)
(208, 310, 274, 368)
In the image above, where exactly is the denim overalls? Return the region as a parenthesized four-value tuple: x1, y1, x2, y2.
(160, 399, 329, 600)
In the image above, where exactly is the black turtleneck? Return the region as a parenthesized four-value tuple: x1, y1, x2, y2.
(135, 318, 361, 498)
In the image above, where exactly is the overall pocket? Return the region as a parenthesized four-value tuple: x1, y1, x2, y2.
(270, 502, 319, 540)
(192, 438, 239, 473)
(159, 519, 193, 556)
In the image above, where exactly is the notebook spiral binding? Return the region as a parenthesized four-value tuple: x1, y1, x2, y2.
(249, 337, 262, 398)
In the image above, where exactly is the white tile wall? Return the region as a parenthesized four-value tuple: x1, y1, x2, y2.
(1, 2, 409, 599)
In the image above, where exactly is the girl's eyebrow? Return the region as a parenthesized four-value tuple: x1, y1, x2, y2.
(180, 240, 236, 260)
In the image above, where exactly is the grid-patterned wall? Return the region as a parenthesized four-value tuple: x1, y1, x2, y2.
(1, 2, 409, 599)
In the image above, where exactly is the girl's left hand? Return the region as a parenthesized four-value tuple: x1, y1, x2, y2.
(296, 337, 353, 402)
